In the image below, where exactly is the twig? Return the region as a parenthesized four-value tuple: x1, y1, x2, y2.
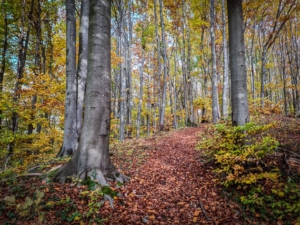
(17, 173, 43, 177)
(198, 198, 211, 221)
(283, 149, 300, 158)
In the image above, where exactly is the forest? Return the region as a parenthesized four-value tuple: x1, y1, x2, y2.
(0, 0, 300, 224)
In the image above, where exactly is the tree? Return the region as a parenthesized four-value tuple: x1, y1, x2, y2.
(158, 0, 168, 130)
(54, 0, 128, 185)
(259, 0, 297, 107)
(210, 0, 220, 124)
(76, 0, 89, 140)
(7, 0, 34, 156)
(227, 0, 249, 126)
(0, 0, 8, 130)
(221, 0, 229, 118)
(58, 0, 77, 157)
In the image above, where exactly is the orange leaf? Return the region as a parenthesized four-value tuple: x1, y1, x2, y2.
(149, 215, 155, 220)
(177, 202, 186, 205)
(194, 210, 201, 217)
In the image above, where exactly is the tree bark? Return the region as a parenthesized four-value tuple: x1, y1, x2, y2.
(153, 0, 161, 131)
(158, 0, 168, 131)
(58, 0, 77, 157)
(126, 0, 133, 137)
(54, 0, 128, 185)
(28, 0, 42, 135)
(117, 0, 126, 141)
(181, 1, 189, 126)
(76, 0, 89, 139)
(210, 0, 220, 124)
(136, 50, 145, 138)
(221, 0, 229, 118)
(227, 0, 249, 126)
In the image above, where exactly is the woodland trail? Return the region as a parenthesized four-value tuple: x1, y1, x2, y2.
(102, 126, 242, 224)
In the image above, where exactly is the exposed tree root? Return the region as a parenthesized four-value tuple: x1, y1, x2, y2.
(52, 158, 130, 208)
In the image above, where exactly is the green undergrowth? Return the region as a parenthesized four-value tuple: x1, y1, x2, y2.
(198, 119, 300, 223)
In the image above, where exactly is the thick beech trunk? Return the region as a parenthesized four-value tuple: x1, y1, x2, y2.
(76, 0, 89, 139)
(54, 0, 128, 185)
(227, 0, 249, 126)
(58, 0, 77, 157)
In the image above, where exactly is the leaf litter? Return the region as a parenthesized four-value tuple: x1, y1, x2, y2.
(0, 125, 272, 224)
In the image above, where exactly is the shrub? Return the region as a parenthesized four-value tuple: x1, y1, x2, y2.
(198, 121, 300, 222)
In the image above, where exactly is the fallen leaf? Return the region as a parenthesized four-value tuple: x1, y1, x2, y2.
(149, 215, 155, 220)
(194, 210, 201, 217)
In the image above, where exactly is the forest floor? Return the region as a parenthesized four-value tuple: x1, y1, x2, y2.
(101, 126, 243, 225)
(0, 116, 299, 224)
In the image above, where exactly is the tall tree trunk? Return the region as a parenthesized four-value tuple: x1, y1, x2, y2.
(28, 0, 42, 135)
(117, 0, 126, 141)
(187, 26, 194, 124)
(136, 50, 145, 138)
(76, 0, 89, 139)
(289, 22, 299, 115)
(58, 0, 77, 157)
(221, 0, 229, 118)
(158, 0, 168, 131)
(172, 47, 178, 129)
(54, 0, 128, 185)
(249, 25, 256, 99)
(153, 0, 161, 131)
(126, 0, 133, 137)
(147, 54, 151, 135)
(181, 2, 189, 126)
(227, 0, 249, 126)
(210, 0, 220, 124)
(0, 0, 8, 130)
(260, 47, 267, 107)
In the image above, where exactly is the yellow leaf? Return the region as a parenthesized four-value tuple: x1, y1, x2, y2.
(74, 216, 80, 221)
(149, 215, 155, 220)
(193, 217, 198, 223)
(177, 202, 186, 205)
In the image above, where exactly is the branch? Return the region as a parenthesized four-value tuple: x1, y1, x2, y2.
(198, 198, 211, 221)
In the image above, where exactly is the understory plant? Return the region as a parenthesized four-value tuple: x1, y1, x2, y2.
(198, 121, 300, 222)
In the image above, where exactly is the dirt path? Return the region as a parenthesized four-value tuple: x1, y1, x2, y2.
(102, 127, 241, 224)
